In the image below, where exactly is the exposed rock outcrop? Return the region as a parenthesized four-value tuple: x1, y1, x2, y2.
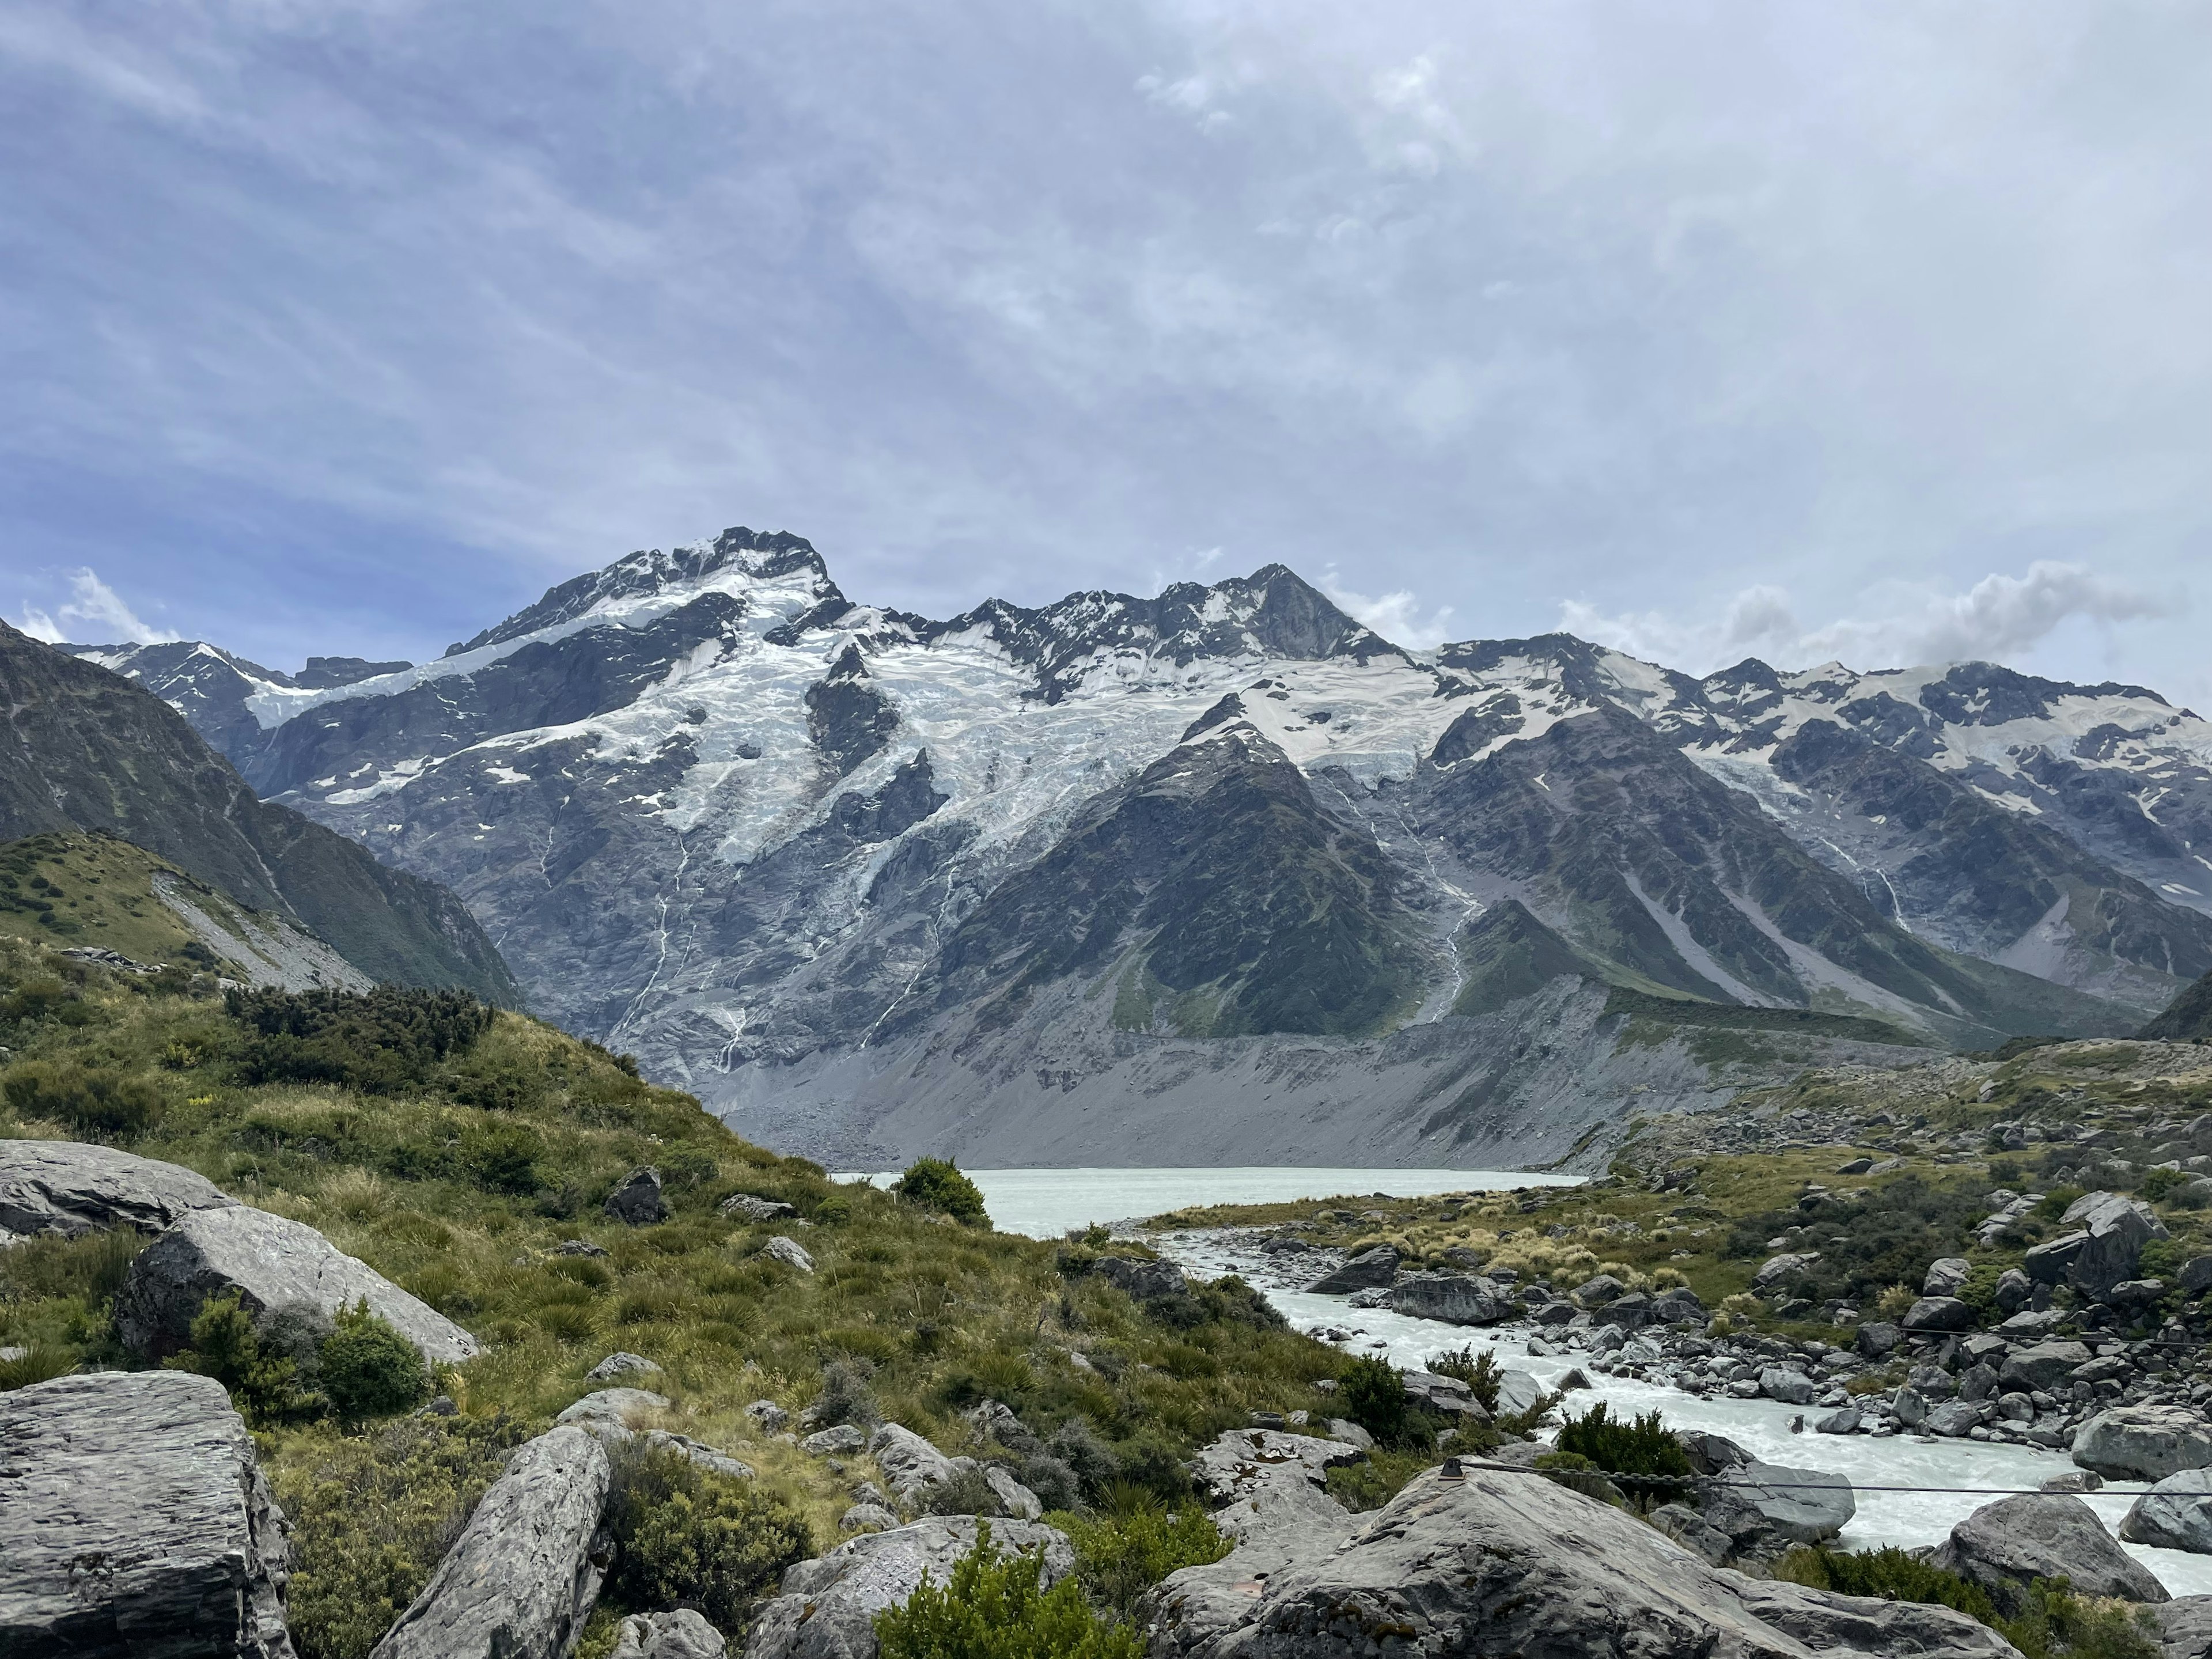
(605, 1168, 667, 1226)
(2025, 1192, 2166, 1300)
(1093, 1256, 1187, 1302)
(1694, 1460, 1857, 1566)
(1930, 1493, 2168, 1613)
(115, 1203, 480, 1363)
(0, 1370, 296, 1659)
(2124, 1470, 2212, 1555)
(612, 1611, 725, 1659)
(1172, 1460, 2009, 1658)
(0, 1138, 230, 1240)
(1303, 1246, 1397, 1295)
(744, 1518, 1073, 1659)
(2074, 1406, 2212, 1481)
(1384, 1274, 1510, 1325)
(370, 1426, 612, 1659)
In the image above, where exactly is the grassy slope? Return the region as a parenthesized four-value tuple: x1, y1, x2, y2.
(0, 934, 1343, 1656)
(0, 830, 300, 976)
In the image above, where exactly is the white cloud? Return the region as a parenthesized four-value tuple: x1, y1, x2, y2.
(18, 569, 182, 645)
(1559, 562, 2165, 675)
(1323, 570, 1455, 649)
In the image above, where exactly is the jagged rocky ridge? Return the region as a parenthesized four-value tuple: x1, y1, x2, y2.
(2, 623, 518, 1003)
(70, 530, 2212, 1165)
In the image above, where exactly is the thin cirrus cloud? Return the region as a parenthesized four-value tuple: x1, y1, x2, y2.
(0, 1, 2205, 703)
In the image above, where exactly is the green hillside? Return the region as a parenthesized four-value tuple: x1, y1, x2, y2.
(0, 933, 1343, 1659)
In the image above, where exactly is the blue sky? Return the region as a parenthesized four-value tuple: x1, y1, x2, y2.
(5, 1, 2209, 704)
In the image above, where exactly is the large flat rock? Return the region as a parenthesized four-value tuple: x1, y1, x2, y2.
(2075, 1406, 2212, 1482)
(0, 1138, 231, 1241)
(745, 1517, 1073, 1659)
(115, 1203, 480, 1365)
(0, 1370, 296, 1659)
(1178, 1460, 2012, 1659)
(370, 1426, 611, 1659)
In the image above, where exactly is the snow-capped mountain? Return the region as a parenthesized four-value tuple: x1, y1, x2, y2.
(70, 528, 2212, 1166)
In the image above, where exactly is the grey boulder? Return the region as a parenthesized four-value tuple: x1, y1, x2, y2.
(1493, 1368, 1546, 1421)
(1147, 1430, 1366, 1659)
(613, 1611, 726, 1659)
(2124, 1469, 2212, 1555)
(868, 1422, 963, 1507)
(371, 1426, 612, 1659)
(2075, 1406, 2212, 1481)
(1999, 1341, 2090, 1394)
(2153, 1598, 2212, 1659)
(1304, 1246, 1398, 1295)
(588, 1351, 664, 1382)
(744, 1517, 1073, 1659)
(1172, 1460, 2008, 1659)
(804, 1425, 868, 1456)
(1759, 1367, 1819, 1406)
(1930, 1493, 2167, 1613)
(116, 1203, 480, 1364)
(1904, 1296, 1976, 1333)
(839, 1503, 899, 1533)
(1384, 1275, 1508, 1325)
(1094, 1256, 1187, 1301)
(0, 1370, 295, 1659)
(1696, 1460, 1856, 1564)
(759, 1236, 815, 1274)
(605, 1167, 667, 1225)
(2025, 1191, 2166, 1299)
(1925, 1257, 1973, 1297)
(720, 1193, 797, 1222)
(0, 1138, 231, 1239)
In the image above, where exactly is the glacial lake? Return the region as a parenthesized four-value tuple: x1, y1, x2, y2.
(832, 1166, 1582, 1239)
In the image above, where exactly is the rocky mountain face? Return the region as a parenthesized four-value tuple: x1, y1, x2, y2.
(71, 530, 2212, 1165)
(2, 623, 518, 1003)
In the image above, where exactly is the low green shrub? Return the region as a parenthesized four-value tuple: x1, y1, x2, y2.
(893, 1158, 990, 1228)
(1055, 1491, 1230, 1615)
(273, 1414, 530, 1659)
(874, 1521, 1142, 1659)
(164, 1290, 315, 1422)
(604, 1441, 813, 1636)
(1771, 1546, 1995, 1622)
(226, 984, 494, 1094)
(1554, 1404, 1691, 1505)
(1322, 1449, 1432, 1513)
(1339, 1355, 1430, 1450)
(0, 1342, 73, 1390)
(1, 1059, 163, 1137)
(318, 1301, 431, 1420)
(1774, 1550, 2160, 1659)
(1428, 1344, 1502, 1412)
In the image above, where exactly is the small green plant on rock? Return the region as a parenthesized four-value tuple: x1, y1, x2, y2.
(604, 1440, 813, 1637)
(1428, 1345, 1502, 1412)
(1553, 1403, 1692, 1506)
(1054, 1487, 1229, 1615)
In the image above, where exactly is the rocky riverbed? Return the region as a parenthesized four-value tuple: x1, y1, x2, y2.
(1152, 1220, 2212, 1596)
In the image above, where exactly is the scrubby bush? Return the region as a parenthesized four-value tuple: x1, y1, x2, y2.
(604, 1441, 813, 1635)
(274, 1414, 531, 1659)
(893, 1158, 990, 1227)
(1554, 1404, 1692, 1505)
(0, 1342, 73, 1389)
(1772, 1546, 1995, 1622)
(1056, 1490, 1230, 1615)
(1339, 1355, 1427, 1450)
(874, 1522, 1142, 1659)
(1, 1059, 163, 1137)
(319, 1301, 430, 1420)
(1774, 1549, 2160, 1659)
(164, 1291, 313, 1422)
(812, 1358, 882, 1429)
(1428, 1344, 1502, 1412)
(227, 984, 494, 1094)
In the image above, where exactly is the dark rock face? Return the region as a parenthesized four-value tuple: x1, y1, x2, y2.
(1930, 1493, 2168, 1612)
(0, 1138, 231, 1240)
(605, 1167, 668, 1226)
(2123, 1470, 2212, 1555)
(2000, 1340, 2091, 1394)
(116, 1203, 481, 1364)
(1173, 1460, 2008, 1659)
(0, 1370, 296, 1659)
(1384, 1274, 1509, 1325)
(1093, 1256, 1188, 1302)
(2025, 1192, 2166, 1299)
(0, 622, 518, 1004)
(744, 1517, 1074, 1659)
(1904, 1296, 1977, 1333)
(370, 1426, 611, 1659)
(1304, 1246, 1399, 1295)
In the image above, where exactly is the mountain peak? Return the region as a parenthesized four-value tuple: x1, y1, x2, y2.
(452, 527, 836, 657)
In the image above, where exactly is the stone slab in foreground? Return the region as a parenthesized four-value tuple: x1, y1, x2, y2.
(0, 1370, 295, 1659)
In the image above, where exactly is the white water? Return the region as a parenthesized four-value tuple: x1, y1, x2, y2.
(833, 1166, 1580, 1241)
(1153, 1228, 2212, 1597)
